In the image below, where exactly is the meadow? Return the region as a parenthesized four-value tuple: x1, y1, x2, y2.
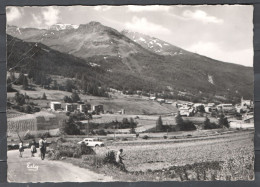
(61, 130, 254, 181)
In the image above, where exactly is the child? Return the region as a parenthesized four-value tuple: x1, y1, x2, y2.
(30, 139, 37, 157)
(18, 141, 24, 158)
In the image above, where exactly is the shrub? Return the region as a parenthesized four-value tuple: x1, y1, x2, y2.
(95, 129, 107, 136)
(24, 132, 35, 140)
(177, 121, 196, 131)
(142, 135, 149, 140)
(103, 151, 116, 164)
(47, 141, 95, 160)
(163, 135, 168, 139)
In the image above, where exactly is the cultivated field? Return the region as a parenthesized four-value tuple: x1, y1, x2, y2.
(93, 130, 254, 181)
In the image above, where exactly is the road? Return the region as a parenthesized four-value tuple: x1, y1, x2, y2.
(7, 149, 114, 183)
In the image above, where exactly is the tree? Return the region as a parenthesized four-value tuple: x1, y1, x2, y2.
(14, 92, 25, 106)
(53, 80, 58, 90)
(156, 116, 163, 131)
(42, 92, 47, 100)
(15, 73, 24, 85)
(175, 112, 184, 126)
(63, 96, 72, 103)
(197, 105, 205, 113)
(218, 113, 229, 128)
(71, 92, 80, 103)
(59, 117, 80, 135)
(204, 116, 210, 127)
(65, 80, 74, 92)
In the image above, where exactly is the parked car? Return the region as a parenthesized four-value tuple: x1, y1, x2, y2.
(77, 138, 104, 147)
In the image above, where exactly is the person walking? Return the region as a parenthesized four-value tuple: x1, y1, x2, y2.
(39, 137, 47, 160)
(30, 139, 37, 157)
(18, 141, 24, 158)
(116, 149, 126, 171)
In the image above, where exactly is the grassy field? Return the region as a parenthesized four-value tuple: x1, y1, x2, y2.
(8, 85, 178, 115)
(50, 129, 254, 181)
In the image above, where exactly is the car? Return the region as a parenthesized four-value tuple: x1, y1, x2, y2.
(77, 138, 105, 147)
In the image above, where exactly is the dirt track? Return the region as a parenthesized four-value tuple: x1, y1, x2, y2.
(7, 149, 114, 183)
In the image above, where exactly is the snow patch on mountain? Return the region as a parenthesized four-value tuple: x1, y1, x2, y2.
(16, 28, 21, 35)
(89, 62, 101, 67)
(208, 75, 214, 85)
(49, 24, 79, 31)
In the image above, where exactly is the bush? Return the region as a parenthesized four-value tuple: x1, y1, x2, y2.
(142, 135, 149, 140)
(103, 151, 116, 164)
(37, 131, 51, 138)
(178, 121, 197, 131)
(95, 129, 107, 136)
(24, 132, 35, 140)
(204, 122, 220, 129)
(163, 135, 168, 139)
(47, 141, 95, 160)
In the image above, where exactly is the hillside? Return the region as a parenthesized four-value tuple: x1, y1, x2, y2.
(6, 22, 253, 101)
(122, 29, 189, 56)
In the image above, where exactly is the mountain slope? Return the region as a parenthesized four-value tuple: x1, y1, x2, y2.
(6, 23, 253, 101)
(122, 29, 188, 56)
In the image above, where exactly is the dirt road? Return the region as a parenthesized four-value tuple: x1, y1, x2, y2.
(7, 149, 114, 183)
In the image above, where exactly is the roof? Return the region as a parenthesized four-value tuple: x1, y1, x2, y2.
(50, 102, 61, 104)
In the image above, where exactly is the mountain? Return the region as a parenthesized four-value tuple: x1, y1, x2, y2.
(122, 29, 188, 56)
(49, 23, 79, 31)
(6, 22, 253, 101)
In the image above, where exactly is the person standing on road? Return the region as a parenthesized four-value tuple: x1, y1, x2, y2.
(18, 141, 24, 158)
(30, 139, 37, 157)
(39, 137, 47, 160)
(116, 149, 126, 171)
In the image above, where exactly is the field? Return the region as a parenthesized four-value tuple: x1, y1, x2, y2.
(8, 84, 178, 115)
(61, 130, 254, 181)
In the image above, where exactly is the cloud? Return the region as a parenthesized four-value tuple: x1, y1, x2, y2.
(32, 14, 42, 26)
(94, 6, 112, 11)
(182, 10, 223, 24)
(6, 7, 22, 23)
(125, 16, 171, 36)
(128, 5, 171, 12)
(187, 41, 252, 67)
(42, 7, 60, 26)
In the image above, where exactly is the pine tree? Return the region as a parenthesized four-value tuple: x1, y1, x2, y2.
(218, 113, 229, 128)
(156, 116, 163, 131)
(175, 112, 184, 126)
(42, 92, 47, 100)
(22, 76, 28, 90)
(71, 92, 80, 102)
(204, 116, 211, 129)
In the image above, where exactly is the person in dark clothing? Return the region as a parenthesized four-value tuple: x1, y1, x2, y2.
(39, 137, 47, 160)
(30, 139, 37, 157)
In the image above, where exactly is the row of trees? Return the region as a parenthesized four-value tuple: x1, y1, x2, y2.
(154, 112, 230, 133)
(63, 92, 81, 103)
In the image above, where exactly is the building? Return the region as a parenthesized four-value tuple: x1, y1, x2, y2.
(79, 104, 88, 113)
(65, 103, 78, 112)
(50, 102, 61, 111)
(92, 105, 104, 113)
(217, 104, 233, 112)
(241, 97, 252, 107)
(149, 96, 156, 101)
(157, 98, 165, 103)
(205, 103, 216, 113)
(179, 106, 194, 116)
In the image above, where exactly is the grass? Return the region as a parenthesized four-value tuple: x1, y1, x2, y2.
(47, 130, 254, 181)
(8, 84, 178, 115)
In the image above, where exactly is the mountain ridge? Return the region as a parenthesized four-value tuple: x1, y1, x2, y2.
(6, 22, 253, 102)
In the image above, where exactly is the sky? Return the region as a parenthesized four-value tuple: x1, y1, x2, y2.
(6, 5, 253, 67)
